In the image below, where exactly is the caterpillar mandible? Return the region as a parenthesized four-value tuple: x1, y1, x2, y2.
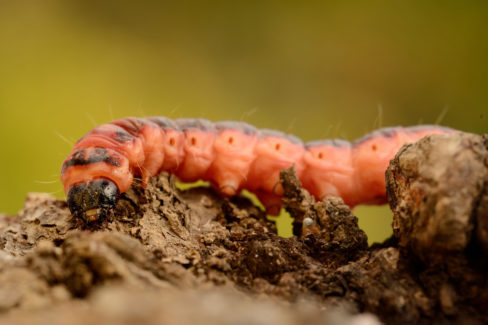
(61, 117, 453, 222)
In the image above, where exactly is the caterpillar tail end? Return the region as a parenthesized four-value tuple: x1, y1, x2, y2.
(67, 178, 119, 223)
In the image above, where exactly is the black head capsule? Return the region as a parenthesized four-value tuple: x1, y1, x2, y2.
(67, 178, 119, 222)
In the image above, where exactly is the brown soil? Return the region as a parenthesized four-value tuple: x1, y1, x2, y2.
(0, 132, 486, 325)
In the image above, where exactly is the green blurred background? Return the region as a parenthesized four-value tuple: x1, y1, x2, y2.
(0, 1, 486, 243)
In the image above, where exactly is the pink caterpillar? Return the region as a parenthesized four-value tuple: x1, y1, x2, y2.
(61, 117, 453, 221)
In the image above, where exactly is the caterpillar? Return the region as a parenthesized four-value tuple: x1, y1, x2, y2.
(61, 117, 453, 222)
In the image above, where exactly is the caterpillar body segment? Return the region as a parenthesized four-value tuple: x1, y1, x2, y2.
(61, 117, 454, 221)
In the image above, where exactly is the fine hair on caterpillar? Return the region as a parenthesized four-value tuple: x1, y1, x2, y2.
(60, 117, 454, 222)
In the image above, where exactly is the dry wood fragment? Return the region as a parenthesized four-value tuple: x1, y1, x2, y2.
(0, 132, 486, 324)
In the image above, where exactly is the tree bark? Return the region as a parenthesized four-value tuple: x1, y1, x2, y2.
(0, 132, 486, 324)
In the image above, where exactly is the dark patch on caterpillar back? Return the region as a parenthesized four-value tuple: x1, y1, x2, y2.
(306, 138, 351, 148)
(62, 147, 121, 173)
(114, 130, 133, 142)
(215, 121, 258, 135)
(259, 129, 303, 145)
(175, 118, 215, 131)
(81, 124, 134, 143)
(353, 125, 454, 146)
(111, 117, 146, 137)
(147, 117, 180, 130)
(353, 127, 401, 146)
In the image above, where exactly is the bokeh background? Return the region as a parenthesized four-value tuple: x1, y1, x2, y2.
(0, 1, 486, 243)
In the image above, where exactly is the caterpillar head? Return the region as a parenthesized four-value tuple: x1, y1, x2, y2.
(67, 178, 119, 222)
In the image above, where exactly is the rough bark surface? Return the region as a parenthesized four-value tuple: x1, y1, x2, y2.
(0, 132, 486, 324)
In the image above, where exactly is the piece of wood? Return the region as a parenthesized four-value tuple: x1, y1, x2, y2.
(0, 132, 486, 324)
